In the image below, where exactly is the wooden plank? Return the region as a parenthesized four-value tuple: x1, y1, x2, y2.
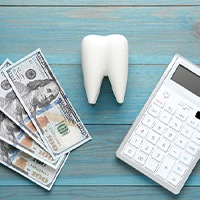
(1, 7, 200, 65)
(0, 186, 200, 199)
(0, 125, 200, 187)
(1, 1, 200, 6)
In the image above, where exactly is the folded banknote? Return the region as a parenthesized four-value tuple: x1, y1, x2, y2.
(0, 111, 67, 169)
(0, 59, 47, 150)
(5, 49, 92, 158)
(0, 139, 68, 190)
(0, 59, 67, 169)
(0, 49, 90, 190)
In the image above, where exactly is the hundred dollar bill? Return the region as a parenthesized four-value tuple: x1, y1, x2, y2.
(0, 110, 67, 169)
(0, 140, 68, 190)
(0, 59, 48, 151)
(5, 49, 92, 158)
(0, 59, 68, 168)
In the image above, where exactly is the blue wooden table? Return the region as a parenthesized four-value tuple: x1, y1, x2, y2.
(1, 1, 200, 199)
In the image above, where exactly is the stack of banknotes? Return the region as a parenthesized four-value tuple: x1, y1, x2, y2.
(0, 49, 92, 190)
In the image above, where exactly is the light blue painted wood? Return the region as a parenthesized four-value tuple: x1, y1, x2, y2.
(0, 186, 194, 200)
(1, 186, 200, 200)
(1, 7, 200, 65)
(1, 0, 200, 6)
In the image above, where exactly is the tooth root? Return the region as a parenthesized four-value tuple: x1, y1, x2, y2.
(84, 68, 104, 104)
(108, 35, 128, 103)
(81, 36, 106, 104)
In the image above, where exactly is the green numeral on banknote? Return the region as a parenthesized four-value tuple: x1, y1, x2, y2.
(57, 123, 69, 136)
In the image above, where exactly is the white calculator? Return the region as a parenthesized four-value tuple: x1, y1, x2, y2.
(116, 54, 200, 194)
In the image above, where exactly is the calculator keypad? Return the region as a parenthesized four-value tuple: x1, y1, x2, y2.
(121, 85, 200, 193)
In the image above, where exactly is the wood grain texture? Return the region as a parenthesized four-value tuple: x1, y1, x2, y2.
(1, 7, 200, 65)
(1, 186, 200, 200)
(1, 1, 200, 6)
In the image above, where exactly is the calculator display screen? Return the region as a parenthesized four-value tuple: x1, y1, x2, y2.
(171, 65, 200, 97)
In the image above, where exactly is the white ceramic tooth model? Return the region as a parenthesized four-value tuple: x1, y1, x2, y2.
(81, 34, 128, 104)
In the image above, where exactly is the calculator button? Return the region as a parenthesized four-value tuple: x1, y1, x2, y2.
(167, 172, 181, 187)
(141, 115, 155, 128)
(175, 135, 188, 149)
(136, 125, 149, 138)
(179, 153, 193, 166)
(156, 139, 171, 152)
(192, 132, 200, 146)
(153, 121, 166, 135)
(129, 135, 143, 148)
(187, 117, 199, 129)
(175, 110, 187, 122)
(157, 156, 175, 179)
(145, 158, 158, 172)
(174, 163, 187, 176)
(186, 142, 199, 156)
(152, 148, 165, 162)
(169, 146, 182, 159)
(147, 131, 160, 145)
(154, 98, 165, 108)
(148, 104, 161, 118)
(123, 145, 136, 158)
(164, 103, 176, 115)
(181, 125, 194, 139)
(159, 111, 172, 125)
(134, 152, 147, 165)
(140, 140, 154, 155)
(169, 118, 183, 132)
(163, 129, 176, 142)
(162, 91, 170, 99)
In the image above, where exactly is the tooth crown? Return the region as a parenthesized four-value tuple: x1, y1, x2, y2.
(81, 34, 128, 104)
